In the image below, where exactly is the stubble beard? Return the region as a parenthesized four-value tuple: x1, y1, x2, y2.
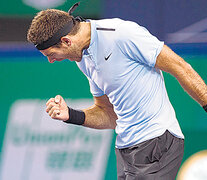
(66, 45, 82, 62)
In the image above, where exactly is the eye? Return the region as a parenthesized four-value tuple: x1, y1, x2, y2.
(48, 53, 55, 57)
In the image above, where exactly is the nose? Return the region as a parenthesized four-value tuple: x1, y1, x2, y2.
(48, 57, 55, 63)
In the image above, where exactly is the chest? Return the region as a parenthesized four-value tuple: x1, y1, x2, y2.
(82, 48, 141, 95)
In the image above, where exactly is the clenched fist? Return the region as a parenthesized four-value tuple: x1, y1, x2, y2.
(46, 95, 69, 121)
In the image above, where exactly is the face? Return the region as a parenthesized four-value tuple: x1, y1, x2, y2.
(40, 37, 83, 63)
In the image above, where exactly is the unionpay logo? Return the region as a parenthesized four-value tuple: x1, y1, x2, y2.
(0, 99, 113, 180)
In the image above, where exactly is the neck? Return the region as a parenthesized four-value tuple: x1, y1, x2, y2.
(79, 22, 91, 50)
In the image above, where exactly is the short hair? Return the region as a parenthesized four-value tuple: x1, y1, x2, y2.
(27, 9, 80, 45)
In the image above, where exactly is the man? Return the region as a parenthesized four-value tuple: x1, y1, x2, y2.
(27, 2, 207, 180)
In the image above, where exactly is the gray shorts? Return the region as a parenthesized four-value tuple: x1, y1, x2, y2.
(115, 130, 184, 180)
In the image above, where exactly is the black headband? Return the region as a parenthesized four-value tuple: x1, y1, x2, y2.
(35, 2, 83, 50)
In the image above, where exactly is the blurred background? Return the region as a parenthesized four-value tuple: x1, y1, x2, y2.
(0, 0, 207, 179)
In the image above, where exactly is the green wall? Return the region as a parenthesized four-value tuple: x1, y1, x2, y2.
(0, 54, 207, 179)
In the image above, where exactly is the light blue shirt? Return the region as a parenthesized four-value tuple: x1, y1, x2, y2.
(76, 18, 184, 149)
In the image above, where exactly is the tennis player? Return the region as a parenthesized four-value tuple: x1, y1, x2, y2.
(27, 3, 207, 180)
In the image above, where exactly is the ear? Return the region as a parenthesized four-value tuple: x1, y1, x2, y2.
(61, 36, 71, 46)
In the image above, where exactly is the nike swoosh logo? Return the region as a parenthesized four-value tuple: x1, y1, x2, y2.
(105, 53, 112, 61)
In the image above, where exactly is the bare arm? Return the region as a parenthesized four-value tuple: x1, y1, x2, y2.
(46, 94, 117, 129)
(83, 95, 117, 129)
(155, 45, 207, 107)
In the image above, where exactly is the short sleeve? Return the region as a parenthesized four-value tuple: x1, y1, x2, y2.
(87, 77, 104, 97)
(116, 21, 164, 67)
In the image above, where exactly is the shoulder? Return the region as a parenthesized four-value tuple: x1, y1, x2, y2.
(91, 18, 141, 31)
(91, 18, 124, 29)
(91, 18, 144, 43)
(116, 20, 149, 41)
